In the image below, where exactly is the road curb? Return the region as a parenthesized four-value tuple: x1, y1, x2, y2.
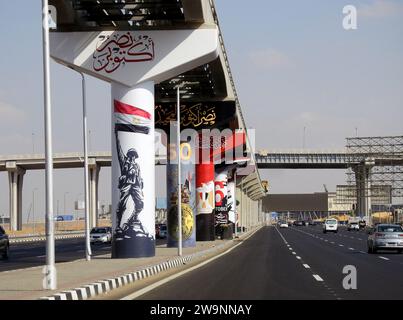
(38, 227, 261, 300)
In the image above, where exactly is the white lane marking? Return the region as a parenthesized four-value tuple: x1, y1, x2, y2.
(289, 248, 293, 250)
(303, 264, 310, 269)
(339, 244, 344, 247)
(379, 256, 390, 261)
(36, 255, 46, 258)
(292, 252, 296, 255)
(296, 256, 301, 260)
(121, 227, 261, 300)
(358, 238, 362, 240)
(359, 251, 366, 254)
(348, 248, 355, 251)
(313, 275, 324, 282)
(330, 242, 335, 244)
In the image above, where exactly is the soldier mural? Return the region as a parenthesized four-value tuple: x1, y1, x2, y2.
(111, 85, 155, 258)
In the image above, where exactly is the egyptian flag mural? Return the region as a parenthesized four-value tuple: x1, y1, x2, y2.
(111, 83, 155, 259)
(196, 163, 215, 241)
(167, 142, 196, 247)
(114, 100, 152, 134)
(214, 171, 229, 227)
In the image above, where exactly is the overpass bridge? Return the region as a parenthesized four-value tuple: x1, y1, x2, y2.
(256, 146, 403, 221)
(255, 150, 403, 169)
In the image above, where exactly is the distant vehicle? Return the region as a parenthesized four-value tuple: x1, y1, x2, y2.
(293, 220, 304, 227)
(323, 218, 338, 233)
(90, 227, 112, 244)
(358, 220, 366, 229)
(158, 224, 167, 239)
(367, 224, 403, 254)
(155, 224, 161, 238)
(0, 226, 9, 259)
(279, 221, 288, 228)
(347, 222, 360, 231)
(55, 215, 74, 221)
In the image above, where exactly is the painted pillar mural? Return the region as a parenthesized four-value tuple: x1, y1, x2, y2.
(167, 142, 196, 247)
(196, 163, 216, 241)
(214, 171, 229, 229)
(111, 81, 155, 258)
(227, 179, 236, 227)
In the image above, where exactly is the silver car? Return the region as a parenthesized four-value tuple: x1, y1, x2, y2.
(367, 224, 403, 254)
(90, 227, 112, 244)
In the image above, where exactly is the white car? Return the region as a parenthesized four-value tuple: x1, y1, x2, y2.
(90, 227, 112, 244)
(347, 222, 360, 231)
(279, 222, 289, 228)
(323, 219, 338, 233)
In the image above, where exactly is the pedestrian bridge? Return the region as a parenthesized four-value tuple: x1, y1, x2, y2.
(255, 149, 403, 169)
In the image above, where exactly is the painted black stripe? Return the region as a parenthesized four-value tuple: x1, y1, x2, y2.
(115, 123, 150, 135)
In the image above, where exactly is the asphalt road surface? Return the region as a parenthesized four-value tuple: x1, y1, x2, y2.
(0, 238, 110, 272)
(134, 226, 403, 300)
(0, 237, 167, 272)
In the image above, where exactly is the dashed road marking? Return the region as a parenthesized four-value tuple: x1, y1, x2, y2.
(296, 256, 301, 260)
(303, 264, 310, 269)
(348, 248, 355, 251)
(379, 256, 390, 261)
(313, 275, 324, 282)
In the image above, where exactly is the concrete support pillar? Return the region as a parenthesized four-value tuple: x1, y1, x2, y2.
(167, 141, 196, 247)
(354, 162, 373, 224)
(196, 163, 215, 241)
(111, 81, 155, 258)
(227, 173, 236, 236)
(214, 170, 228, 236)
(88, 159, 100, 228)
(6, 162, 25, 231)
(235, 184, 241, 234)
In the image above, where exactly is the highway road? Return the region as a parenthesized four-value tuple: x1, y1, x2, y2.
(130, 226, 403, 300)
(0, 238, 111, 272)
(0, 237, 167, 273)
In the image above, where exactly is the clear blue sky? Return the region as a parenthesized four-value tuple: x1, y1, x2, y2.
(0, 0, 402, 219)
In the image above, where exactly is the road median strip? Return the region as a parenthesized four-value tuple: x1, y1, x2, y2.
(10, 233, 84, 244)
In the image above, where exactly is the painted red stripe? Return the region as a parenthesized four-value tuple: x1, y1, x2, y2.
(114, 100, 151, 120)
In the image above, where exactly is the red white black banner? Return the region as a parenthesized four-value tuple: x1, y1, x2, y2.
(114, 100, 151, 135)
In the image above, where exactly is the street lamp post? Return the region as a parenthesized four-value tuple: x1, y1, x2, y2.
(64, 192, 69, 216)
(68, 67, 92, 261)
(176, 85, 182, 257)
(32, 132, 35, 154)
(41, 0, 56, 290)
(32, 188, 38, 235)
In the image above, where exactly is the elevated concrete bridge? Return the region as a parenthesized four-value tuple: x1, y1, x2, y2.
(255, 149, 403, 169)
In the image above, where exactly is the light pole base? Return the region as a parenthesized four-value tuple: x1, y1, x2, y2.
(42, 264, 57, 290)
